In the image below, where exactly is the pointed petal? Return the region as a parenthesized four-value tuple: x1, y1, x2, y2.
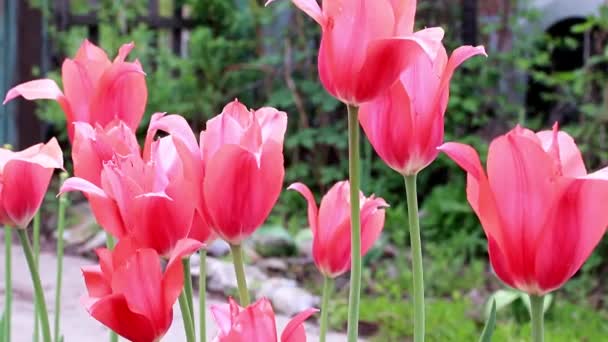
(60, 177, 127, 238)
(114, 42, 135, 63)
(287, 182, 319, 234)
(84, 293, 157, 342)
(536, 128, 586, 177)
(3, 79, 64, 104)
(255, 107, 288, 146)
(163, 238, 203, 310)
(281, 308, 319, 342)
(360, 197, 387, 256)
(82, 265, 112, 297)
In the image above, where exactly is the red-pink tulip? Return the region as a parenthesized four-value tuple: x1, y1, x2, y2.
(359, 44, 486, 175)
(60, 128, 200, 255)
(439, 124, 608, 295)
(0, 139, 63, 228)
(266, 0, 444, 104)
(289, 181, 387, 277)
(210, 297, 318, 342)
(3, 40, 147, 140)
(81, 237, 202, 342)
(72, 121, 140, 186)
(146, 100, 287, 245)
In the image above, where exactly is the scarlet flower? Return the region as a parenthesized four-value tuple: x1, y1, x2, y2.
(3, 40, 147, 140)
(0, 139, 63, 228)
(360, 44, 486, 175)
(439, 124, 608, 295)
(81, 238, 202, 342)
(266, 0, 444, 104)
(288, 181, 387, 277)
(145, 100, 287, 245)
(210, 297, 318, 342)
(60, 124, 204, 255)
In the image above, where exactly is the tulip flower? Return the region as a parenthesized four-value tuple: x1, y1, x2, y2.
(3, 40, 147, 140)
(71, 121, 140, 186)
(289, 181, 387, 278)
(60, 132, 199, 256)
(210, 297, 318, 342)
(81, 237, 202, 342)
(359, 44, 486, 176)
(266, 0, 444, 105)
(439, 124, 608, 341)
(144, 100, 287, 306)
(0, 138, 63, 228)
(289, 181, 386, 341)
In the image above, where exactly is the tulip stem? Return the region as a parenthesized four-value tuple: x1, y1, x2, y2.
(404, 174, 425, 342)
(104, 234, 119, 342)
(182, 257, 195, 330)
(530, 295, 545, 342)
(199, 250, 207, 342)
(229, 244, 250, 306)
(4, 227, 12, 342)
(17, 229, 52, 342)
(33, 211, 41, 342)
(319, 276, 334, 342)
(346, 104, 362, 342)
(179, 290, 196, 342)
(54, 172, 68, 342)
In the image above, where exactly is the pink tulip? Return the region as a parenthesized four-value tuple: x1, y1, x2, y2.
(81, 237, 202, 342)
(71, 121, 140, 186)
(0, 139, 63, 228)
(3, 40, 147, 140)
(439, 124, 608, 295)
(288, 181, 387, 277)
(145, 100, 287, 245)
(359, 44, 486, 175)
(210, 297, 318, 342)
(60, 126, 201, 255)
(266, 0, 444, 104)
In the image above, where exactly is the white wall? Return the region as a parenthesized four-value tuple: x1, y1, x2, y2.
(529, 0, 605, 29)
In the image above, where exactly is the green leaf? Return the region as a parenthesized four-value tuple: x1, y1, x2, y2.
(486, 289, 520, 317)
(479, 299, 496, 342)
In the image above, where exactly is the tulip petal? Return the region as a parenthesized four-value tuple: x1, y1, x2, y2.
(210, 303, 233, 337)
(89, 61, 147, 131)
(255, 107, 288, 146)
(62, 59, 95, 123)
(534, 178, 608, 293)
(82, 265, 112, 297)
(280, 308, 319, 342)
(287, 182, 319, 234)
(204, 143, 284, 244)
(2, 161, 53, 228)
(163, 238, 203, 311)
(3, 79, 64, 104)
(85, 293, 156, 342)
(266, 0, 324, 26)
(114, 42, 135, 63)
(144, 113, 199, 160)
(60, 177, 127, 238)
(360, 198, 387, 256)
(536, 128, 586, 177)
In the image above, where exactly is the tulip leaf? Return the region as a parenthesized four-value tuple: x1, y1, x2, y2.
(479, 299, 497, 342)
(485, 289, 520, 318)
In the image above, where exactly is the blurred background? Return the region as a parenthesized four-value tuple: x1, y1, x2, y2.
(1, 0, 608, 340)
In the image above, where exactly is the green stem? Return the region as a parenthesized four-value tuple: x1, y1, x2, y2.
(54, 172, 68, 342)
(530, 295, 545, 342)
(199, 250, 207, 342)
(229, 244, 250, 306)
(346, 104, 362, 342)
(179, 290, 196, 342)
(17, 229, 52, 342)
(4, 227, 12, 342)
(33, 211, 41, 342)
(104, 233, 118, 342)
(319, 276, 334, 342)
(182, 258, 195, 331)
(404, 174, 425, 342)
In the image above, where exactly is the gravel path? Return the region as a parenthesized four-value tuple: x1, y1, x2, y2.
(0, 241, 349, 341)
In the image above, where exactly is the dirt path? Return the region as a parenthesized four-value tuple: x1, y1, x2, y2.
(0, 241, 350, 341)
